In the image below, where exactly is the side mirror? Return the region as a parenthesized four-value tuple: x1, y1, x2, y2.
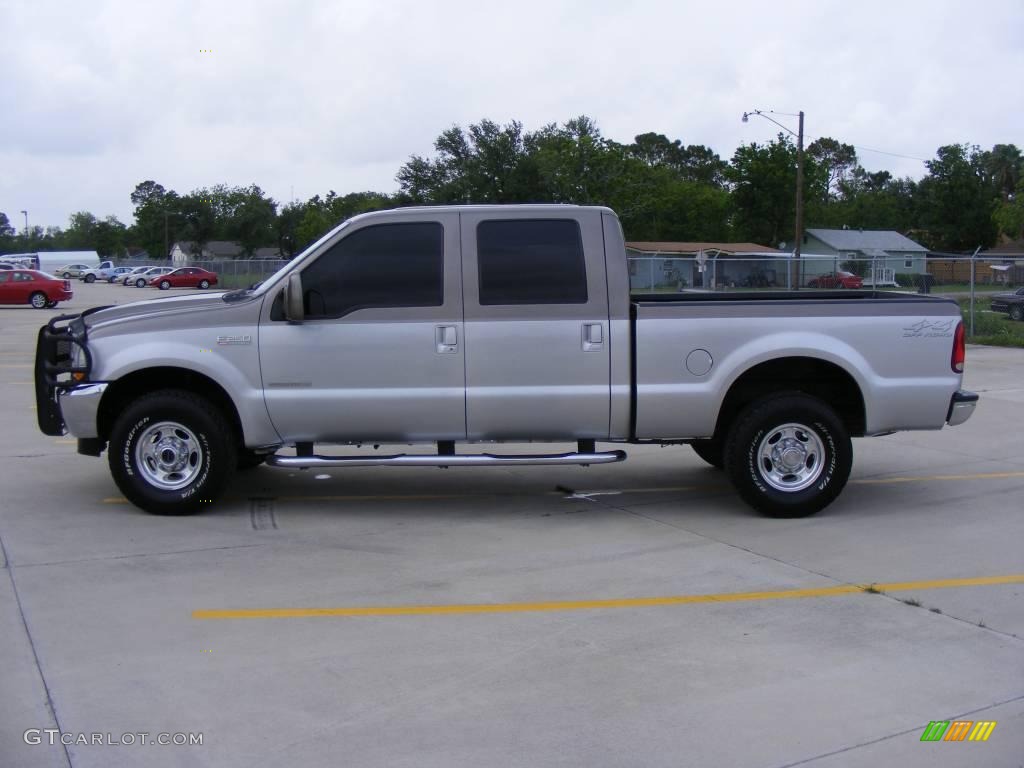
(284, 272, 304, 324)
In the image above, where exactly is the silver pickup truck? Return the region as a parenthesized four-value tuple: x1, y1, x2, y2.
(35, 205, 977, 517)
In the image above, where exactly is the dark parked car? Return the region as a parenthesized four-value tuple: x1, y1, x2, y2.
(0, 270, 73, 308)
(990, 287, 1024, 321)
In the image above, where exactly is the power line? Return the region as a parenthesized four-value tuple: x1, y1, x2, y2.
(804, 134, 930, 164)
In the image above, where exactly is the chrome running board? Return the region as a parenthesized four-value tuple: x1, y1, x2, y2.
(266, 449, 627, 469)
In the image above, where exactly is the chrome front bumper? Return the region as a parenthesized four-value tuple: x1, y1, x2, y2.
(946, 390, 978, 427)
(59, 383, 108, 438)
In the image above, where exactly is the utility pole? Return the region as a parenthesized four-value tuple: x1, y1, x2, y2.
(793, 110, 805, 289)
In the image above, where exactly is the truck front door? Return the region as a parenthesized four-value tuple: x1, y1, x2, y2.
(459, 211, 611, 440)
(258, 214, 466, 443)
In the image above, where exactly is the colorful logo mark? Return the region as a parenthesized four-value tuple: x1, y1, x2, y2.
(920, 720, 996, 742)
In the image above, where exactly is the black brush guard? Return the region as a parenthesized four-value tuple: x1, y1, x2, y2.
(34, 308, 108, 435)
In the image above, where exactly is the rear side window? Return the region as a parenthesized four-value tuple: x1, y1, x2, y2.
(477, 219, 588, 305)
(301, 222, 444, 318)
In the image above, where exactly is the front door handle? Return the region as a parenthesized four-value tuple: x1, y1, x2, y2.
(436, 325, 458, 353)
(583, 322, 604, 351)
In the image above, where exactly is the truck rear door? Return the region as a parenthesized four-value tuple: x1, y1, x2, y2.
(459, 210, 610, 440)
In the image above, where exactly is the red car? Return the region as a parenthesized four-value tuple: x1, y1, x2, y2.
(0, 270, 73, 309)
(150, 267, 219, 290)
(807, 270, 864, 289)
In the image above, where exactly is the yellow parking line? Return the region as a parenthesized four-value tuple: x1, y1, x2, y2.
(192, 573, 1024, 620)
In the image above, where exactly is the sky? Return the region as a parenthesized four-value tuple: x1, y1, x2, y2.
(2, 0, 1022, 231)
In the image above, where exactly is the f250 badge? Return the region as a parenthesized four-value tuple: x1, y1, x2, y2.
(216, 335, 252, 345)
(902, 319, 955, 338)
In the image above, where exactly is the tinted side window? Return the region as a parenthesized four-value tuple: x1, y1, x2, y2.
(477, 219, 587, 305)
(301, 222, 444, 318)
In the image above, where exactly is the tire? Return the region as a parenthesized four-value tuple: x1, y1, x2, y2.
(85, 273, 96, 283)
(690, 438, 724, 469)
(159, 280, 171, 290)
(45, 300, 58, 309)
(237, 450, 267, 471)
(136, 278, 146, 287)
(62, 272, 71, 279)
(108, 390, 237, 515)
(1010, 305, 1024, 322)
(29, 292, 48, 309)
(198, 279, 210, 289)
(724, 393, 851, 518)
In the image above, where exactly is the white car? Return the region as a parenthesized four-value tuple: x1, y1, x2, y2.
(128, 267, 173, 287)
(120, 266, 155, 286)
(56, 264, 93, 279)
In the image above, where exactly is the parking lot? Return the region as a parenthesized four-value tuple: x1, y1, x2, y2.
(2, 282, 1022, 767)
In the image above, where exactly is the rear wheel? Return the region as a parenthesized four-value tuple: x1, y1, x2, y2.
(62, 272, 71, 279)
(45, 300, 58, 308)
(29, 292, 48, 309)
(1011, 305, 1024, 321)
(198, 279, 210, 289)
(135, 278, 146, 287)
(690, 438, 724, 469)
(108, 390, 237, 515)
(724, 393, 851, 518)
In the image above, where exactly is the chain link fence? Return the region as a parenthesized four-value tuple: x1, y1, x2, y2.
(118, 258, 290, 289)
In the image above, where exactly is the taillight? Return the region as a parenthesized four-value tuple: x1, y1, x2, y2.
(63, 280, 71, 291)
(951, 320, 965, 373)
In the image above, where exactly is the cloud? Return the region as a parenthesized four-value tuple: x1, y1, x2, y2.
(2, 0, 1023, 228)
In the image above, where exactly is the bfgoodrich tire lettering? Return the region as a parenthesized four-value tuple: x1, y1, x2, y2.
(724, 393, 852, 518)
(108, 389, 236, 515)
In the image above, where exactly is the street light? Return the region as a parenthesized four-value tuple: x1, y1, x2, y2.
(742, 109, 805, 288)
(20, 210, 28, 241)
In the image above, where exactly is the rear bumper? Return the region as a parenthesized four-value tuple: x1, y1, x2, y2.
(946, 390, 978, 427)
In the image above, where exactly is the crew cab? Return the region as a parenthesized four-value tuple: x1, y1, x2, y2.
(35, 205, 977, 517)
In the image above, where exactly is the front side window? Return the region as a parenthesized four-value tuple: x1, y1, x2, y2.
(477, 219, 587, 305)
(300, 222, 444, 319)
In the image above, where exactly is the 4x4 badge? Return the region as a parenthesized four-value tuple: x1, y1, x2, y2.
(216, 335, 252, 345)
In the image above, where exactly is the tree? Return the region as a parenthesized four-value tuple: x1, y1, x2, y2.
(0, 211, 18, 252)
(128, 180, 179, 259)
(727, 135, 801, 246)
(806, 138, 857, 202)
(917, 144, 997, 250)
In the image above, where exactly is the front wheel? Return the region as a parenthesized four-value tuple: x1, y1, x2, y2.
(159, 280, 171, 290)
(85, 274, 96, 283)
(108, 390, 237, 515)
(1010, 305, 1024, 321)
(29, 292, 48, 309)
(724, 393, 851, 518)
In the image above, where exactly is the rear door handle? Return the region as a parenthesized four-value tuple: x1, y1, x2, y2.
(436, 325, 458, 353)
(583, 322, 603, 351)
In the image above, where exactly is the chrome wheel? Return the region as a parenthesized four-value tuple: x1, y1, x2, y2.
(756, 422, 825, 493)
(30, 292, 47, 308)
(134, 421, 204, 490)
